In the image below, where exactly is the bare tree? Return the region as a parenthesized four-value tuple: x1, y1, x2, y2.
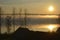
(24, 9, 27, 28)
(58, 14, 60, 27)
(0, 7, 2, 34)
(19, 9, 22, 26)
(12, 8, 15, 32)
(5, 16, 12, 34)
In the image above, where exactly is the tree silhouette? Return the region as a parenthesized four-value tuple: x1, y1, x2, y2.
(5, 16, 12, 34)
(58, 14, 60, 27)
(19, 9, 22, 26)
(24, 9, 27, 28)
(0, 7, 2, 34)
(12, 8, 15, 32)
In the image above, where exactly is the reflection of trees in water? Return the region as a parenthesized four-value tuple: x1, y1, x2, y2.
(0, 15, 26, 34)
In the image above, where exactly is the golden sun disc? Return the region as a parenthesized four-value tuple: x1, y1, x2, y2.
(48, 6, 54, 12)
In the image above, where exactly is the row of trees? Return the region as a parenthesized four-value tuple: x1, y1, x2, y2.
(0, 7, 27, 34)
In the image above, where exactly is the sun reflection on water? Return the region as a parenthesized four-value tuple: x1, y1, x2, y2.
(47, 25, 58, 32)
(28, 24, 58, 32)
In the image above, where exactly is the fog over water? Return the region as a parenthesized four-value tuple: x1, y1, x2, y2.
(1, 15, 59, 34)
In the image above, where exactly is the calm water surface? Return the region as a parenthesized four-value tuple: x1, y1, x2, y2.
(1, 15, 59, 34)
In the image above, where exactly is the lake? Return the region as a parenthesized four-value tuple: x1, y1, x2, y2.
(0, 15, 59, 34)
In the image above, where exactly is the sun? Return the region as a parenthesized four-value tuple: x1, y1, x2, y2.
(48, 25, 55, 32)
(48, 6, 54, 12)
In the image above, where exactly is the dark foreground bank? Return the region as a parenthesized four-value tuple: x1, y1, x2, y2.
(1, 27, 60, 40)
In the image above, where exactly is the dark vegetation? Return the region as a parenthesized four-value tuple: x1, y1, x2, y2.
(0, 27, 60, 40)
(0, 7, 60, 40)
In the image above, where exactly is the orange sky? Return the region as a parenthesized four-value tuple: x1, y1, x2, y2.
(0, 0, 60, 14)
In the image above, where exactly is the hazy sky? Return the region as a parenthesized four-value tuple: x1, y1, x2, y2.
(0, 0, 60, 33)
(0, 0, 60, 14)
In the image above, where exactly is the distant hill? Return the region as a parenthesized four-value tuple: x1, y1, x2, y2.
(9, 27, 60, 40)
(1, 27, 60, 40)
